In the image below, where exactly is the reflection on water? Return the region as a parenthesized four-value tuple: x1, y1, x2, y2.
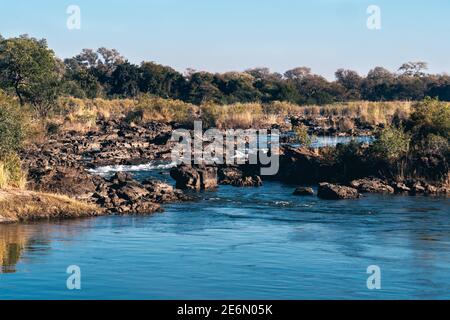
(0, 181, 449, 299)
(0, 220, 93, 274)
(0, 225, 28, 273)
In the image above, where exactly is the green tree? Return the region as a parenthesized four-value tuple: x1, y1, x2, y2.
(371, 125, 410, 162)
(0, 35, 61, 116)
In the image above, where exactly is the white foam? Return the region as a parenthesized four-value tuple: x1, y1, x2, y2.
(88, 161, 177, 176)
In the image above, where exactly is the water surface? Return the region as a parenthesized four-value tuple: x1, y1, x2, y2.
(1, 177, 449, 299)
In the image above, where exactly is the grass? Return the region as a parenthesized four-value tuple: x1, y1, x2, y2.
(32, 97, 414, 133)
(296, 101, 412, 126)
(0, 189, 103, 223)
(0, 154, 27, 190)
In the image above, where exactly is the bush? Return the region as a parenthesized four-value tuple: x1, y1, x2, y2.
(0, 92, 25, 156)
(370, 125, 410, 162)
(46, 122, 60, 135)
(410, 98, 450, 140)
(294, 124, 313, 147)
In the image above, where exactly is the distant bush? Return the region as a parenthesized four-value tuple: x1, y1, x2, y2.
(370, 125, 410, 162)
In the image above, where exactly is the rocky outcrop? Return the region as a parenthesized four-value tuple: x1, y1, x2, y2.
(170, 165, 218, 191)
(317, 183, 360, 200)
(27, 166, 97, 200)
(218, 166, 263, 187)
(293, 187, 314, 196)
(276, 146, 329, 184)
(350, 178, 394, 194)
(92, 172, 189, 215)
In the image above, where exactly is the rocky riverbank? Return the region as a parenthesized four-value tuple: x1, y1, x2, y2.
(3, 117, 447, 223)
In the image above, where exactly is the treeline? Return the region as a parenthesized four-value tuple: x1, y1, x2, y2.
(1, 34, 450, 117)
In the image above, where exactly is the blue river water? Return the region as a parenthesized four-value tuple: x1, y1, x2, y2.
(1, 162, 449, 299)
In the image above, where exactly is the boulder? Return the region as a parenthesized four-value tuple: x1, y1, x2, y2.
(393, 182, 411, 193)
(142, 179, 191, 203)
(293, 187, 314, 196)
(218, 167, 262, 187)
(317, 183, 360, 200)
(27, 166, 97, 199)
(350, 178, 394, 194)
(170, 165, 217, 191)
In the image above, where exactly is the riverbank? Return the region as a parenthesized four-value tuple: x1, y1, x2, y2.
(0, 189, 102, 223)
(1, 98, 447, 223)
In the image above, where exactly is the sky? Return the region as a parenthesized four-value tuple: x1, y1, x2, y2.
(1, 0, 450, 79)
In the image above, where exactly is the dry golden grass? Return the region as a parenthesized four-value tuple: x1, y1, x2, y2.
(201, 101, 295, 129)
(42, 97, 413, 133)
(297, 101, 412, 125)
(0, 155, 27, 190)
(0, 189, 103, 223)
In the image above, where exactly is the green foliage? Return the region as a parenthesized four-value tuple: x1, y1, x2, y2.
(410, 98, 450, 140)
(0, 35, 61, 116)
(0, 92, 25, 156)
(370, 125, 410, 161)
(294, 124, 313, 147)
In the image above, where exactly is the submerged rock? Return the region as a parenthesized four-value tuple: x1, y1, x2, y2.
(293, 187, 314, 196)
(317, 183, 360, 200)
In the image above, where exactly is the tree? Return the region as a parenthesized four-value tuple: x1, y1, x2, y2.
(335, 69, 362, 100)
(139, 61, 186, 99)
(0, 35, 60, 115)
(109, 61, 141, 97)
(284, 67, 311, 80)
(361, 67, 395, 100)
(398, 61, 428, 77)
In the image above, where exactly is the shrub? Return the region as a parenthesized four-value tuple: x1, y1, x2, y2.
(410, 98, 450, 140)
(46, 122, 60, 135)
(0, 92, 25, 156)
(294, 124, 313, 147)
(200, 103, 221, 128)
(370, 125, 410, 162)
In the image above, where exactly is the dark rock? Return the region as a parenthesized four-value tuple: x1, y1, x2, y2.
(318, 183, 360, 200)
(218, 166, 262, 187)
(350, 178, 394, 194)
(393, 182, 411, 193)
(293, 187, 314, 196)
(170, 165, 217, 191)
(27, 166, 96, 199)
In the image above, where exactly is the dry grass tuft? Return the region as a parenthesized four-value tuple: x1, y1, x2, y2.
(0, 189, 103, 223)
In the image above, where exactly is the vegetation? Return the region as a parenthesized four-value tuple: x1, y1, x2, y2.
(323, 98, 450, 182)
(294, 124, 314, 147)
(0, 35, 61, 117)
(1, 35, 448, 111)
(0, 92, 27, 189)
(0, 189, 102, 223)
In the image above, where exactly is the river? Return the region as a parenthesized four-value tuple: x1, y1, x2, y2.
(1, 160, 449, 299)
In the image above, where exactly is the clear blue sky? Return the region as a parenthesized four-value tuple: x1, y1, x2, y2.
(1, 0, 449, 79)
